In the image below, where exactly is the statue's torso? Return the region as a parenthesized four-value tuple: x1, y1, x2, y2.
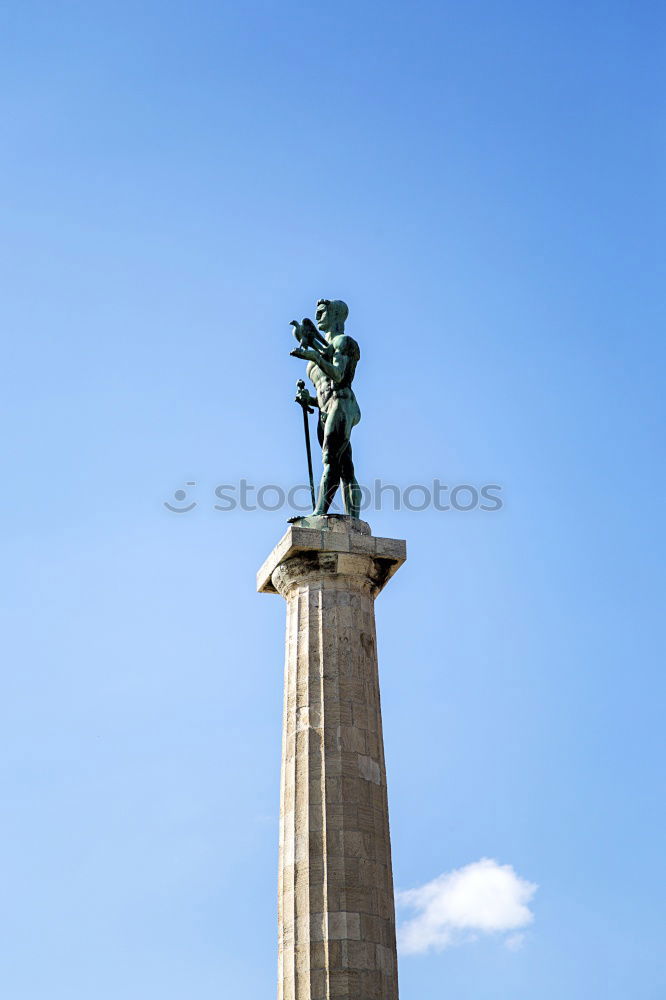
(307, 335, 360, 418)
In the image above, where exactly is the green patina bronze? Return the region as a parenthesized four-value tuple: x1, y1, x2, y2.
(290, 299, 362, 518)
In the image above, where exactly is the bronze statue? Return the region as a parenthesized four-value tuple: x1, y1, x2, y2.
(290, 299, 362, 518)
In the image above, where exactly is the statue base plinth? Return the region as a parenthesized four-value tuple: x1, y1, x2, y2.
(257, 518, 405, 597)
(287, 513, 371, 535)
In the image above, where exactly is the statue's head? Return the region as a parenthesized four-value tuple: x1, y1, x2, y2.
(316, 298, 348, 335)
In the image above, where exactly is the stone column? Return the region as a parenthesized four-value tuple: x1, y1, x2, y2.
(257, 515, 406, 1000)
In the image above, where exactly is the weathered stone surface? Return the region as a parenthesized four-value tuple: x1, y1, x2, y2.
(259, 516, 406, 1000)
(257, 515, 406, 597)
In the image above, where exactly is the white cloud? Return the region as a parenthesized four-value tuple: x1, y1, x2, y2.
(397, 858, 537, 955)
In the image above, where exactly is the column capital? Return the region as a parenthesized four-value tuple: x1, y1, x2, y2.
(257, 515, 406, 599)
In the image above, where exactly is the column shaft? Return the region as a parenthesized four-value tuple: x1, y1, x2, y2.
(259, 519, 406, 1000)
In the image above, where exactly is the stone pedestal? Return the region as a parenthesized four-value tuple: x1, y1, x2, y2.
(258, 515, 406, 1000)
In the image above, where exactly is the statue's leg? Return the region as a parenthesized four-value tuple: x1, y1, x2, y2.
(313, 409, 344, 515)
(313, 454, 340, 515)
(340, 442, 362, 519)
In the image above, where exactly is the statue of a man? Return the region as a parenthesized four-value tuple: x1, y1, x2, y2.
(290, 299, 362, 518)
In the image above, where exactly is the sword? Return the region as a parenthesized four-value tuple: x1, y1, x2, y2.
(295, 379, 316, 511)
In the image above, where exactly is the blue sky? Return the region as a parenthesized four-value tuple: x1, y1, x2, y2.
(1, 1, 664, 997)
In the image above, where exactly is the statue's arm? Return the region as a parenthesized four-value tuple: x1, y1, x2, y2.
(291, 344, 348, 384)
